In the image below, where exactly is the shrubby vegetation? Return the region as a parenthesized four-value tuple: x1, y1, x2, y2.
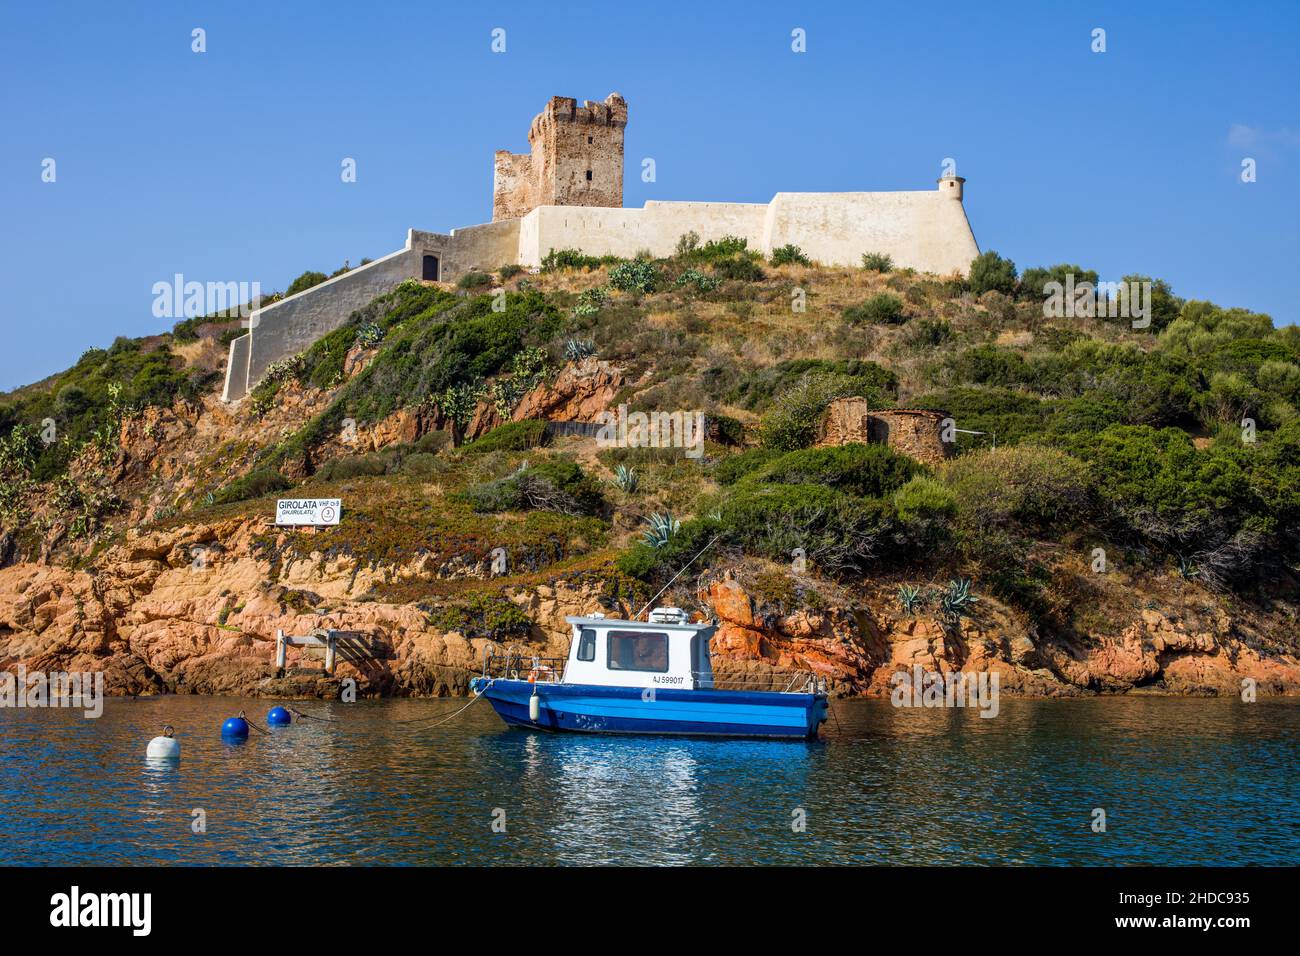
(844, 293, 906, 325)
(0, 338, 215, 481)
(770, 244, 811, 267)
(461, 419, 548, 454)
(461, 458, 603, 516)
(4, 233, 1298, 618)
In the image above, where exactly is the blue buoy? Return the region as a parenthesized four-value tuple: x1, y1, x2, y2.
(221, 715, 250, 740)
(267, 706, 292, 726)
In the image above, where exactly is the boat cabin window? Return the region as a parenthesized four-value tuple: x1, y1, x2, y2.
(607, 630, 669, 673)
(576, 628, 597, 662)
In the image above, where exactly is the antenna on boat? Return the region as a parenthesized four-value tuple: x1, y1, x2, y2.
(632, 533, 723, 622)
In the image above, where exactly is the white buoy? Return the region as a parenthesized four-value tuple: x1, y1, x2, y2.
(529, 691, 540, 722)
(146, 725, 180, 760)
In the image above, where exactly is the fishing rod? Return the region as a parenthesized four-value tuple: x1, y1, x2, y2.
(631, 532, 723, 621)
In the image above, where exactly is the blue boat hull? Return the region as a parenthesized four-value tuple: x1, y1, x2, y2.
(470, 678, 828, 739)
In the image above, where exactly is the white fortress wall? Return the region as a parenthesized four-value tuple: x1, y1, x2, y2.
(519, 191, 978, 274)
(221, 331, 253, 404)
(441, 219, 521, 273)
(517, 201, 768, 266)
(223, 182, 980, 402)
(222, 236, 420, 401)
(764, 190, 979, 275)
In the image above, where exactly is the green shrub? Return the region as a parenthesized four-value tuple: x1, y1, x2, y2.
(285, 270, 328, 298)
(941, 445, 1093, 532)
(713, 257, 765, 282)
(542, 248, 620, 271)
(0, 339, 211, 482)
(1018, 263, 1098, 301)
(401, 452, 441, 477)
(457, 271, 494, 290)
(893, 475, 958, 545)
(717, 484, 895, 574)
(714, 448, 782, 485)
(499, 263, 524, 280)
(968, 251, 1017, 296)
(708, 413, 746, 447)
(1066, 425, 1262, 552)
(743, 443, 919, 499)
(726, 359, 897, 411)
(462, 419, 548, 454)
(211, 468, 291, 505)
(902, 318, 954, 350)
(770, 244, 811, 266)
(759, 373, 879, 451)
(677, 235, 750, 265)
(428, 592, 531, 641)
(910, 387, 1050, 450)
(462, 458, 602, 515)
(844, 293, 906, 325)
(861, 252, 893, 272)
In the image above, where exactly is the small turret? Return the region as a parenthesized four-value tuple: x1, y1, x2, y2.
(938, 173, 966, 200)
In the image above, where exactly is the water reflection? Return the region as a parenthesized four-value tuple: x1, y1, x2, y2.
(1, 695, 1296, 865)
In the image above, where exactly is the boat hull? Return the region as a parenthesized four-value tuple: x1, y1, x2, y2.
(470, 678, 828, 740)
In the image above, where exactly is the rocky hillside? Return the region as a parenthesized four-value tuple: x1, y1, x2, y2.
(2, 242, 1298, 697)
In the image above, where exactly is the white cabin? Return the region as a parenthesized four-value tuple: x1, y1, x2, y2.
(562, 608, 716, 691)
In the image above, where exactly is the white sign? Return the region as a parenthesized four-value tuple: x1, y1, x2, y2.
(276, 498, 342, 526)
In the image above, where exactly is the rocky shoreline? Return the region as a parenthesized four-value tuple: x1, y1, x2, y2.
(3, 517, 1297, 701)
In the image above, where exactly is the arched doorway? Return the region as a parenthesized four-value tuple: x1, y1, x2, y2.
(422, 255, 440, 281)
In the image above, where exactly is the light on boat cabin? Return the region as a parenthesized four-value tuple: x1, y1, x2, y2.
(562, 608, 716, 690)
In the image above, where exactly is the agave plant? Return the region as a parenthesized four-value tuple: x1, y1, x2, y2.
(355, 321, 384, 348)
(938, 578, 978, 625)
(564, 337, 597, 361)
(642, 511, 680, 549)
(897, 584, 924, 615)
(614, 464, 639, 493)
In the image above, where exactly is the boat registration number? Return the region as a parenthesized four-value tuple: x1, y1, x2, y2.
(652, 675, 685, 685)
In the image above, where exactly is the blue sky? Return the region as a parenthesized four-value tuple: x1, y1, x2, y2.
(1, 0, 1297, 390)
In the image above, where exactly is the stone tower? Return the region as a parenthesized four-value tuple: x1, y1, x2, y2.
(493, 93, 627, 222)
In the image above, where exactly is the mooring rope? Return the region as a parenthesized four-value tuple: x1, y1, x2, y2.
(237, 710, 271, 736)
(287, 705, 339, 723)
(392, 684, 491, 727)
(278, 684, 493, 730)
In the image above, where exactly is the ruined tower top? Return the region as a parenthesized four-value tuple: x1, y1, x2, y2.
(493, 92, 627, 222)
